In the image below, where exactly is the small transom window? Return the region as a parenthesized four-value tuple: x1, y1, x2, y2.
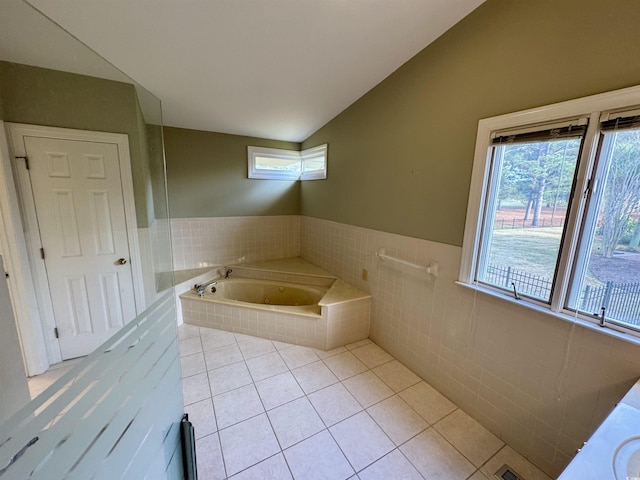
(248, 144, 327, 180)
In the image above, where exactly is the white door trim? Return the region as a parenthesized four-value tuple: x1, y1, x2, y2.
(0, 122, 48, 375)
(6, 123, 146, 368)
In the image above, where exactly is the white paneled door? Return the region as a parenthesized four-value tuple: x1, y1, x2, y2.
(25, 136, 137, 359)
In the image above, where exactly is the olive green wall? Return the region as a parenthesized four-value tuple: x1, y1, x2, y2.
(164, 127, 300, 218)
(301, 0, 640, 247)
(147, 124, 168, 220)
(134, 96, 154, 224)
(0, 61, 152, 227)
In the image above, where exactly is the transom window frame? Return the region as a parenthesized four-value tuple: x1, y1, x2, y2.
(247, 143, 328, 180)
(459, 84, 640, 338)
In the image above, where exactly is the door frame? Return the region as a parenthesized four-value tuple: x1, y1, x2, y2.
(6, 123, 146, 367)
(0, 121, 47, 376)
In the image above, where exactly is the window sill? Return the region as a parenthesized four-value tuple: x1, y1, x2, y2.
(455, 280, 640, 347)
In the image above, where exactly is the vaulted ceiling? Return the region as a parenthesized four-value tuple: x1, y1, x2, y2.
(21, 0, 484, 141)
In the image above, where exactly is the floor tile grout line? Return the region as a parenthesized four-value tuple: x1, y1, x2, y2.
(198, 330, 229, 480)
(320, 358, 368, 383)
(364, 400, 430, 447)
(332, 353, 476, 476)
(291, 353, 393, 476)
(207, 363, 288, 401)
(324, 411, 405, 477)
(297, 366, 362, 435)
(194, 430, 229, 479)
(356, 387, 436, 477)
(263, 350, 352, 448)
(358, 446, 429, 480)
(419, 424, 481, 473)
(212, 336, 301, 435)
(393, 446, 429, 480)
(244, 347, 289, 384)
(430, 406, 507, 472)
(340, 370, 397, 410)
(345, 379, 429, 425)
(215, 428, 229, 480)
(349, 344, 396, 371)
(218, 337, 380, 477)
(213, 384, 266, 431)
(309, 427, 358, 478)
(226, 451, 289, 480)
(268, 406, 337, 479)
(475, 444, 514, 479)
(231, 362, 297, 480)
(196, 328, 442, 435)
(183, 325, 521, 480)
(218, 331, 361, 478)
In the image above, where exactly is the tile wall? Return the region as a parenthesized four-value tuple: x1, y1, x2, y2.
(181, 296, 328, 349)
(138, 218, 172, 307)
(300, 216, 640, 477)
(138, 218, 174, 307)
(325, 298, 372, 350)
(150, 218, 172, 275)
(136, 227, 157, 307)
(170, 214, 640, 477)
(171, 216, 300, 271)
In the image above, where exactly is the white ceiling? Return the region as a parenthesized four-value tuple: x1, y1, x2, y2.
(22, 0, 484, 142)
(0, 1, 131, 84)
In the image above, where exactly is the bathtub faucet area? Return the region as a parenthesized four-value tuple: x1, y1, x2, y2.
(194, 279, 217, 297)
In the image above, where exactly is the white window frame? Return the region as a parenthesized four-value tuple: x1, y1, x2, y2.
(300, 144, 328, 180)
(248, 144, 327, 180)
(459, 84, 640, 338)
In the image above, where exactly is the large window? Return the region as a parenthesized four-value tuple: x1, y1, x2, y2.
(477, 122, 585, 303)
(461, 88, 640, 335)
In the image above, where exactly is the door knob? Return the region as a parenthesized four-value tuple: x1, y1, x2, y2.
(116, 258, 127, 265)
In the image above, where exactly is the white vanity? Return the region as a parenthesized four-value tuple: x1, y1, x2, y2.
(559, 379, 640, 480)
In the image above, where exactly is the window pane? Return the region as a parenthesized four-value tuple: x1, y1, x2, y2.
(301, 144, 327, 179)
(570, 128, 640, 328)
(303, 154, 325, 172)
(477, 138, 582, 301)
(255, 155, 301, 172)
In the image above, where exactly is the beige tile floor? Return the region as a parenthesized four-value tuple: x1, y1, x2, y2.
(27, 357, 84, 399)
(179, 324, 553, 480)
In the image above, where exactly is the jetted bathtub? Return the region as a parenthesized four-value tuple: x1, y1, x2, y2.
(189, 277, 327, 316)
(179, 259, 371, 350)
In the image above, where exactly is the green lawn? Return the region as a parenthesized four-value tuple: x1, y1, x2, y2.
(488, 227, 603, 286)
(487, 227, 638, 324)
(488, 227, 562, 279)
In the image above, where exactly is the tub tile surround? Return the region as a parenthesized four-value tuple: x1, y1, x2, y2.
(300, 216, 640, 477)
(179, 324, 551, 480)
(171, 216, 301, 271)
